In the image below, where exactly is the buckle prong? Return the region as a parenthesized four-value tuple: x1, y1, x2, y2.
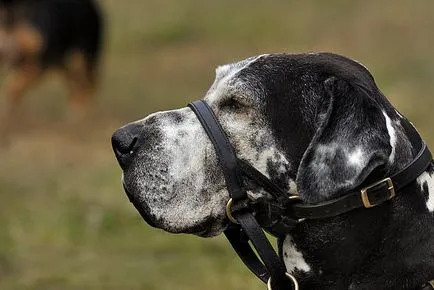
(360, 177, 395, 208)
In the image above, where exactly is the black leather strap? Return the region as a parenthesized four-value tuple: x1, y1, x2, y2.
(225, 212, 293, 289)
(235, 211, 292, 290)
(238, 159, 290, 198)
(188, 100, 246, 201)
(188, 100, 292, 290)
(390, 143, 432, 189)
(224, 227, 270, 283)
(293, 143, 432, 219)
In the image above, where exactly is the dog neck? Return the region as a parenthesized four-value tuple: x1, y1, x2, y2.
(287, 168, 433, 289)
(280, 161, 434, 289)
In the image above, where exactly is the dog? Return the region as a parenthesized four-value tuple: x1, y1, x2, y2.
(112, 53, 434, 289)
(0, 0, 103, 117)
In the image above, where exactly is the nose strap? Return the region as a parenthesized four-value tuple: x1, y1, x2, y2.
(187, 100, 246, 201)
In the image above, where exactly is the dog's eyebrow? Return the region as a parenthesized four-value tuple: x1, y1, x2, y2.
(218, 93, 255, 107)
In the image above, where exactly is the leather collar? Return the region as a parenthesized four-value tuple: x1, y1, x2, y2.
(293, 143, 432, 220)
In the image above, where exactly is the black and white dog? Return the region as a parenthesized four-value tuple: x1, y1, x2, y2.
(112, 53, 434, 289)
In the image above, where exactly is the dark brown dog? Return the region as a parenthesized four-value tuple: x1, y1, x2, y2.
(0, 0, 103, 117)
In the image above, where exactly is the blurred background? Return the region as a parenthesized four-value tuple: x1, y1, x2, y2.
(0, 0, 433, 289)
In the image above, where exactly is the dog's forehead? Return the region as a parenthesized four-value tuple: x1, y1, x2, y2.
(205, 54, 269, 103)
(204, 52, 372, 106)
(214, 54, 268, 80)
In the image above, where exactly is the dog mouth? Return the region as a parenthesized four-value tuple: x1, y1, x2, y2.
(184, 218, 226, 238)
(122, 181, 158, 228)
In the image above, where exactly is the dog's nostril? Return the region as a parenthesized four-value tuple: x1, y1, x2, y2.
(111, 128, 140, 156)
(112, 123, 145, 169)
(127, 137, 138, 154)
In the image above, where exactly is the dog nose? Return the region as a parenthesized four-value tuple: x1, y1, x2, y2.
(112, 123, 141, 169)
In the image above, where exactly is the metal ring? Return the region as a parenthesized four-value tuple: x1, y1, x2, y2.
(225, 198, 239, 224)
(267, 272, 299, 290)
(289, 195, 302, 201)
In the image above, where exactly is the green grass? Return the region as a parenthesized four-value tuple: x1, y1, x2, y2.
(1, 0, 434, 289)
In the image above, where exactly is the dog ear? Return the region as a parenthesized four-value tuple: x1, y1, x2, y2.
(296, 77, 392, 203)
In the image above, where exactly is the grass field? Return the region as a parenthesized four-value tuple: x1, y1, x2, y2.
(1, 0, 433, 289)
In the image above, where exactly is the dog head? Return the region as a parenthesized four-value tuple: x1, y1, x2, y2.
(112, 53, 413, 237)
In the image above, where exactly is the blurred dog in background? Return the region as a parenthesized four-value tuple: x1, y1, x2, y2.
(0, 0, 103, 119)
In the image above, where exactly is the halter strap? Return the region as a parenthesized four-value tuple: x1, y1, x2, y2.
(188, 100, 293, 290)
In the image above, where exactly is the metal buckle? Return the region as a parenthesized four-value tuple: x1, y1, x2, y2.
(267, 272, 299, 290)
(360, 177, 395, 208)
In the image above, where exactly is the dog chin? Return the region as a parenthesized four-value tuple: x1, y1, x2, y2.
(189, 220, 228, 238)
(188, 227, 225, 238)
(160, 218, 227, 238)
(194, 230, 220, 238)
(122, 176, 227, 238)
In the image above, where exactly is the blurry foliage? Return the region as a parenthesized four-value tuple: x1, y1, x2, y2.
(0, 0, 433, 289)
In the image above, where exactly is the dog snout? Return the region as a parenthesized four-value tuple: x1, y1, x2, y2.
(112, 123, 141, 169)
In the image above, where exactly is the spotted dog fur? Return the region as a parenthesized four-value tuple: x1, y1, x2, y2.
(112, 53, 434, 289)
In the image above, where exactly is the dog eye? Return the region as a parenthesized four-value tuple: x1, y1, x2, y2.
(220, 97, 243, 110)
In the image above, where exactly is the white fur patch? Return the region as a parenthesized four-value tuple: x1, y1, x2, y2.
(417, 171, 434, 212)
(254, 148, 289, 177)
(313, 143, 339, 172)
(315, 143, 368, 173)
(244, 147, 293, 199)
(161, 110, 207, 185)
(383, 111, 397, 163)
(348, 147, 364, 166)
(282, 235, 311, 273)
